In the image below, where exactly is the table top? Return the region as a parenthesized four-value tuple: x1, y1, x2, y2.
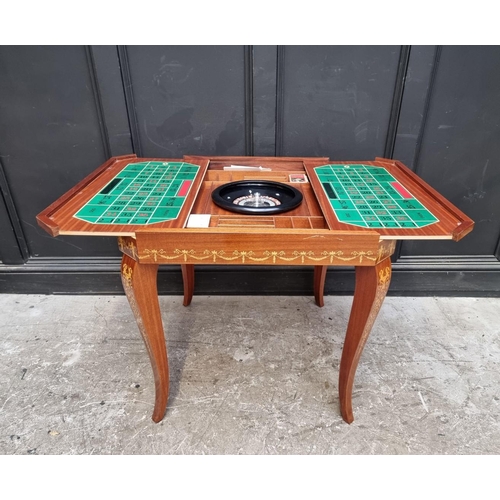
(73, 161, 201, 226)
(37, 155, 473, 242)
(313, 163, 439, 229)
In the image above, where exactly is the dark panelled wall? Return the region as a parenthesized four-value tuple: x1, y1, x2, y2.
(0, 45, 499, 296)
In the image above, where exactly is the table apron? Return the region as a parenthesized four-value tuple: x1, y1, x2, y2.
(128, 232, 395, 267)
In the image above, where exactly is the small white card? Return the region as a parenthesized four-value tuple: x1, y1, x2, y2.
(186, 214, 211, 228)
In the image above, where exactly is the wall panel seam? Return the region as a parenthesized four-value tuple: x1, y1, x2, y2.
(0, 159, 29, 261)
(85, 46, 112, 159)
(117, 46, 142, 157)
(275, 46, 285, 156)
(384, 45, 412, 159)
(244, 46, 254, 156)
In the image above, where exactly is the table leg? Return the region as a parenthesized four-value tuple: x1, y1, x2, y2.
(181, 264, 195, 306)
(314, 266, 328, 307)
(339, 257, 392, 423)
(121, 254, 169, 423)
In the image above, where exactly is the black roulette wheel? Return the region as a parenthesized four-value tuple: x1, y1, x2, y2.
(211, 180, 303, 215)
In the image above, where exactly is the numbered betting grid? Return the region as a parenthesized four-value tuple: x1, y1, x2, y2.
(74, 161, 199, 225)
(315, 164, 439, 229)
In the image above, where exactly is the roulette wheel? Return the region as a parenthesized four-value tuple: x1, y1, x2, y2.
(211, 180, 303, 215)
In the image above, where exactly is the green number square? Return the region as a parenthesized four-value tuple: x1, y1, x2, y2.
(331, 199, 355, 210)
(120, 170, 140, 178)
(152, 207, 180, 219)
(94, 195, 118, 205)
(76, 205, 109, 217)
(171, 197, 186, 206)
(405, 209, 438, 222)
(397, 199, 425, 211)
(395, 215, 411, 222)
(335, 209, 363, 222)
(317, 174, 337, 182)
(159, 197, 176, 208)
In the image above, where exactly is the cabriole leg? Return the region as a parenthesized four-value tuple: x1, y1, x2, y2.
(121, 254, 169, 423)
(339, 257, 392, 424)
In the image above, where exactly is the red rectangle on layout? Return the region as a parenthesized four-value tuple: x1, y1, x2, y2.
(391, 181, 412, 199)
(177, 180, 192, 197)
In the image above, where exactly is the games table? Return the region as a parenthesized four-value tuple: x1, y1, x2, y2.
(37, 155, 474, 424)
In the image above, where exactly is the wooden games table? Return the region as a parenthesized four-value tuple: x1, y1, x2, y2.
(37, 155, 474, 424)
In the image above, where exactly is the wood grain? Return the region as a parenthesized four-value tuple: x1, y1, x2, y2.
(135, 228, 382, 267)
(314, 266, 328, 307)
(339, 256, 393, 423)
(121, 254, 169, 423)
(181, 264, 195, 306)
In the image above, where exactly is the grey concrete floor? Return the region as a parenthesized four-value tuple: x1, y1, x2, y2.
(0, 293, 499, 455)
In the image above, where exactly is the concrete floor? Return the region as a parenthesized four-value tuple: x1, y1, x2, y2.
(0, 293, 499, 455)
